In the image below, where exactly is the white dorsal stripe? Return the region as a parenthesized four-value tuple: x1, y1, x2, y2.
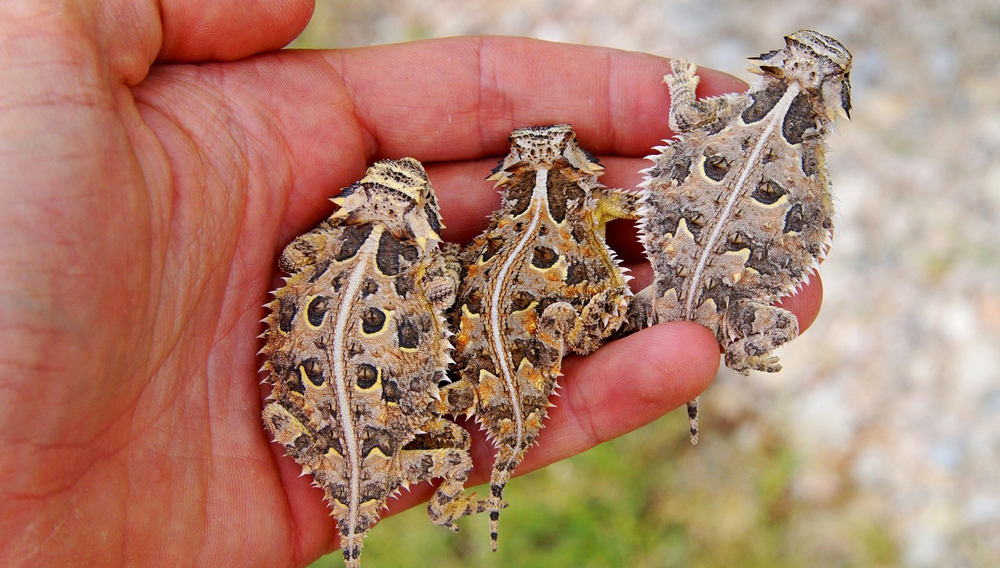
(331, 224, 384, 542)
(682, 83, 801, 318)
(488, 167, 548, 449)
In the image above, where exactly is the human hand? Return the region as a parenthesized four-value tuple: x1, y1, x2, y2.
(0, 1, 822, 566)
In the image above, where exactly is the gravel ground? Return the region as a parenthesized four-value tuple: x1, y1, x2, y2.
(294, 2, 1000, 566)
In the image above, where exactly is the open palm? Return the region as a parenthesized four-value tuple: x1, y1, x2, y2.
(0, 2, 823, 567)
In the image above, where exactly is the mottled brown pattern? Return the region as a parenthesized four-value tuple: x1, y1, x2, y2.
(633, 30, 852, 442)
(261, 159, 487, 568)
(447, 125, 636, 551)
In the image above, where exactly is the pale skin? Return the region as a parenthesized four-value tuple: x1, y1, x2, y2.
(0, 1, 823, 567)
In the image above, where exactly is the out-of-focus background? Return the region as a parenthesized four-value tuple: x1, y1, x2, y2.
(292, 1, 1000, 567)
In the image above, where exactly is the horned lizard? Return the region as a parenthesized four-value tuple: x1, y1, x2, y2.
(448, 124, 638, 551)
(261, 158, 487, 567)
(633, 30, 852, 442)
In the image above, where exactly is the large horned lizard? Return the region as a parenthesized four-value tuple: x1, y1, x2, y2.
(261, 159, 486, 567)
(634, 30, 852, 441)
(448, 124, 638, 550)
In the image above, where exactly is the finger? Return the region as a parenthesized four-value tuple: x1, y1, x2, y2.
(158, 0, 313, 62)
(776, 274, 824, 333)
(368, 321, 720, 518)
(329, 36, 746, 160)
(32, 1, 314, 86)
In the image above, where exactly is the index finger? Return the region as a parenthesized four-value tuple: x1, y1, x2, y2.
(325, 35, 747, 160)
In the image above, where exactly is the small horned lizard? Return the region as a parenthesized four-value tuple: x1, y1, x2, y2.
(448, 124, 637, 550)
(261, 158, 486, 567)
(633, 30, 852, 441)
